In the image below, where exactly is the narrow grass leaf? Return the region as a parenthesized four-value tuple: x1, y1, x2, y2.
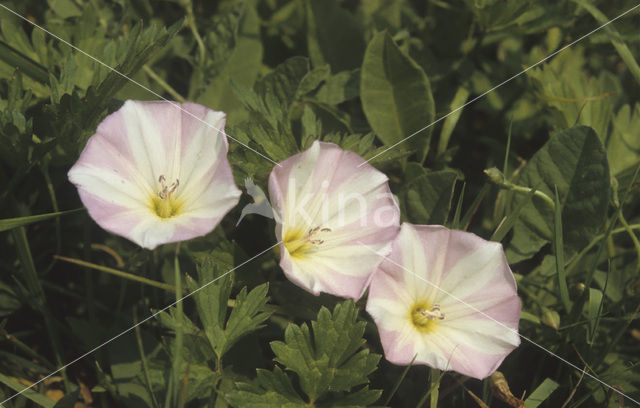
(54, 256, 177, 293)
(554, 185, 571, 314)
(0, 372, 55, 407)
(572, 0, 640, 86)
(0, 208, 84, 232)
(460, 183, 490, 231)
(587, 287, 603, 344)
(437, 86, 470, 155)
(524, 378, 559, 408)
(450, 182, 465, 229)
(491, 186, 538, 243)
(384, 354, 417, 406)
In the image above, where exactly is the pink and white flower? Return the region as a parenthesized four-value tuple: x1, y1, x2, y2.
(366, 223, 521, 379)
(268, 141, 400, 300)
(68, 100, 241, 250)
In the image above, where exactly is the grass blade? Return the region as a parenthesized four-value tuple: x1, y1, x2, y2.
(490, 185, 538, 242)
(572, 0, 640, 86)
(586, 287, 603, 344)
(524, 378, 559, 408)
(460, 183, 489, 231)
(437, 86, 470, 155)
(0, 208, 84, 232)
(384, 354, 417, 406)
(450, 182, 465, 229)
(54, 255, 177, 293)
(553, 186, 571, 314)
(0, 373, 54, 408)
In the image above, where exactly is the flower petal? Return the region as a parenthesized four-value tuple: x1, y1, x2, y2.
(269, 141, 400, 299)
(366, 223, 521, 379)
(68, 100, 241, 249)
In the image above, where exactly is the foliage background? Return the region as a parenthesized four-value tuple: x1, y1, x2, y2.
(0, 0, 639, 407)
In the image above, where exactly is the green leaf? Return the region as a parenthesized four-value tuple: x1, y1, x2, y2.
(47, 0, 82, 18)
(587, 287, 604, 342)
(399, 167, 458, 225)
(190, 257, 271, 360)
(297, 64, 330, 96)
(314, 69, 360, 105)
(608, 103, 640, 175)
(0, 280, 21, 317)
(231, 56, 308, 161)
(0, 372, 55, 408)
(572, 0, 640, 86)
(524, 378, 559, 408)
(360, 31, 435, 162)
(226, 366, 306, 407)
(527, 48, 619, 143)
(0, 208, 84, 232)
(437, 86, 470, 155)
(196, 2, 262, 123)
(270, 301, 380, 402)
(306, 0, 365, 72)
(229, 301, 380, 407)
(0, 40, 49, 85)
(146, 360, 220, 404)
(324, 386, 382, 407)
(506, 126, 610, 263)
(553, 186, 571, 314)
(189, 2, 244, 100)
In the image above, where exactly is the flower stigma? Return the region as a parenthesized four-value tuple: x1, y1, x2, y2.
(152, 174, 182, 219)
(410, 302, 444, 333)
(283, 226, 332, 258)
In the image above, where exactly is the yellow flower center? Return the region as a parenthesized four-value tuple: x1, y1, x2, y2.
(151, 175, 182, 219)
(410, 302, 444, 333)
(283, 226, 331, 259)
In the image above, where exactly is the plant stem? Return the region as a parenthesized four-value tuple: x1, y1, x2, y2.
(173, 243, 184, 407)
(134, 309, 160, 408)
(12, 227, 71, 391)
(54, 255, 178, 293)
(142, 65, 185, 103)
(41, 163, 61, 253)
(430, 368, 440, 408)
(617, 212, 640, 272)
(182, 0, 206, 67)
(565, 224, 640, 276)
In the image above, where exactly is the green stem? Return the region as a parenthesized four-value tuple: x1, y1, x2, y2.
(485, 167, 555, 209)
(83, 214, 97, 333)
(1, 329, 54, 368)
(134, 309, 160, 408)
(565, 224, 640, 276)
(41, 164, 61, 254)
(183, 0, 206, 67)
(617, 212, 640, 273)
(508, 183, 555, 209)
(430, 369, 440, 408)
(54, 255, 178, 293)
(0, 41, 49, 83)
(12, 227, 70, 391)
(173, 243, 184, 407)
(142, 65, 186, 103)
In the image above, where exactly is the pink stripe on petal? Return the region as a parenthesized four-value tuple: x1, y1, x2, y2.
(69, 100, 240, 250)
(367, 223, 521, 378)
(270, 141, 400, 300)
(444, 334, 519, 380)
(379, 327, 417, 365)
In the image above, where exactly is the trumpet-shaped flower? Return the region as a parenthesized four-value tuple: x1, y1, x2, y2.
(68, 100, 241, 250)
(268, 141, 400, 300)
(366, 223, 521, 379)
